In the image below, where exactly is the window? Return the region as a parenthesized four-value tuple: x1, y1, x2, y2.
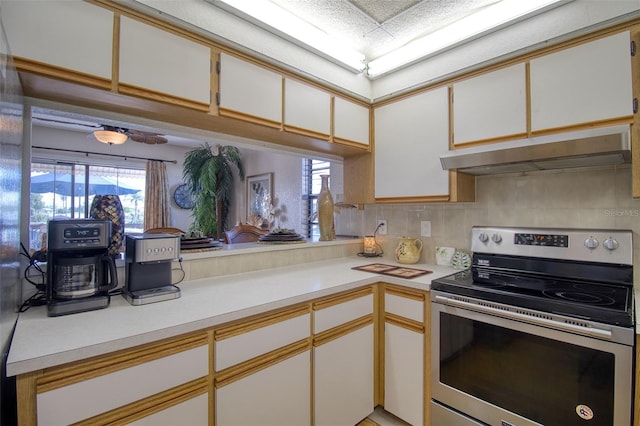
(29, 162, 145, 251)
(301, 158, 330, 239)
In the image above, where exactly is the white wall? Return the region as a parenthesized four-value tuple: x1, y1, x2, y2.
(233, 149, 304, 232)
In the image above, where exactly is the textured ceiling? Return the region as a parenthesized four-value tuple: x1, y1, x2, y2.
(267, 0, 499, 60)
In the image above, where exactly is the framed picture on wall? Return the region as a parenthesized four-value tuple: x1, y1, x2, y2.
(246, 173, 273, 228)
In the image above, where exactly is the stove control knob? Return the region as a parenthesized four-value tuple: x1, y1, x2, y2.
(478, 232, 489, 243)
(603, 237, 619, 251)
(584, 237, 599, 250)
(491, 233, 502, 243)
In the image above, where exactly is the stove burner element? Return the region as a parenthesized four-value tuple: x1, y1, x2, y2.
(542, 289, 616, 306)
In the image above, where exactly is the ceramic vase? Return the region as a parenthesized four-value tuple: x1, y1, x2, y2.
(90, 194, 125, 257)
(317, 175, 335, 241)
(395, 236, 423, 264)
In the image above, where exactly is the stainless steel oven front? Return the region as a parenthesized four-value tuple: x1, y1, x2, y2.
(430, 291, 634, 426)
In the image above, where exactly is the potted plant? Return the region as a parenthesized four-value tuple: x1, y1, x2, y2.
(183, 143, 244, 239)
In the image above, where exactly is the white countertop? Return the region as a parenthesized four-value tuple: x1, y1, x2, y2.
(7, 257, 456, 377)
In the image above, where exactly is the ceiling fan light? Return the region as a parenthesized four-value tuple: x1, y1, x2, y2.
(93, 130, 128, 145)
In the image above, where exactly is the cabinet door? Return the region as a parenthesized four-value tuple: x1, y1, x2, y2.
(219, 52, 283, 126)
(216, 351, 311, 426)
(285, 78, 331, 138)
(530, 31, 632, 131)
(2, 1, 113, 79)
(453, 64, 527, 145)
(374, 86, 449, 199)
(119, 16, 211, 106)
(334, 96, 370, 147)
(315, 325, 374, 426)
(385, 323, 424, 426)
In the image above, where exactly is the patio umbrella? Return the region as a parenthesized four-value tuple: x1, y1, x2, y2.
(30, 173, 141, 196)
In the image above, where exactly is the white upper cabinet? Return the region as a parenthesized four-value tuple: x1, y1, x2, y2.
(374, 86, 449, 199)
(2, 1, 113, 79)
(285, 78, 331, 138)
(453, 63, 527, 145)
(530, 31, 633, 131)
(334, 97, 370, 146)
(218, 52, 283, 125)
(119, 16, 211, 105)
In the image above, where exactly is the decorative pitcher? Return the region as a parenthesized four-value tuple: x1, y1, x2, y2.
(395, 237, 423, 264)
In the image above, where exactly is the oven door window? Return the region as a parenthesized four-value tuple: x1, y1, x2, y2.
(440, 312, 615, 426)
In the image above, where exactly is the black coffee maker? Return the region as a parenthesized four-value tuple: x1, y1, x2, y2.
(46, 219, 118, 316)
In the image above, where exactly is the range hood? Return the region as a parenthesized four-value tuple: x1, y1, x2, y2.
(440, 125, 631, 175)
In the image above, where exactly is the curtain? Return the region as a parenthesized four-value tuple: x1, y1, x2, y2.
(144, 160, 170, 230)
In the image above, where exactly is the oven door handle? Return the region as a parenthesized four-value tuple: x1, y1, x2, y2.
(434, 295, 613, 340)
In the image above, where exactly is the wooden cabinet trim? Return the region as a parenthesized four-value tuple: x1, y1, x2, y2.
(214, 339, 310, 388)
(632, 26, 640, 198)
(283, 124, 331, 141)
(384, 312, 425, 334)
(375, 194, 451, 203)
(118, 83, 210, 112)
(218, 107, 282, 129)
(313, 315, 373, 347)
(449, 171, 476, 203)
(71, 377, 209, 426)
(332, 136, 371, 150)
(214, 304, 309, 341)
(313, 286, 373, 311)
(16, 371, 40, 426)
(12, 57, 112, 91)
(384, 284, 426, 302)
(37, 332, 209, 393)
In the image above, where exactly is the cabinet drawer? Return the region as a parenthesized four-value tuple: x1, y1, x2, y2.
(314, 293, 373, 333)
(385, 293, 423, 323)
(215, 311, 310, 370)
(36, 345, 208, 425)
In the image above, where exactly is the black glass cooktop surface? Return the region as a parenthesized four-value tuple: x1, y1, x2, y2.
(432, 268, 633, 327)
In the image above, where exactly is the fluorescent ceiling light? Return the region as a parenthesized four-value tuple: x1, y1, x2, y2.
(367, 0, 569, 78)
(217, 0, 366, 72)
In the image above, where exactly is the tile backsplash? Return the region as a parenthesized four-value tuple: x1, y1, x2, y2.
(354, 164, 640, 280)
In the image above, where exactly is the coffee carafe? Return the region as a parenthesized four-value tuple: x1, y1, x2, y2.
(46, 219, 118, 316)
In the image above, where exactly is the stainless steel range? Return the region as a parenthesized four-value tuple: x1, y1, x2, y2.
(430, 226, 634, 426)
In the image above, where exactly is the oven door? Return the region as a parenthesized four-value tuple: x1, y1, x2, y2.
(430, 291, 633, 426)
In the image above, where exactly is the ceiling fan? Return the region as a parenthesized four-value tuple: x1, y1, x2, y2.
(94, 125, 168, 145)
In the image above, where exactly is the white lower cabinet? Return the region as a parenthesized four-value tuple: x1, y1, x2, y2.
(216, 351, 311, 426)
(30, 334, 210, 426)
(314, 324, 374, 426)
(385, 323, 424, 426)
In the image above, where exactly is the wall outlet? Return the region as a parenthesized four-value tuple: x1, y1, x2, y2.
(377, 219, 387, 235)
(421, 221, 431, 237)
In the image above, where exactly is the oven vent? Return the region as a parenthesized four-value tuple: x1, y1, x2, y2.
(563, 318, 592, 329)
(478, 301, 510, 312)
(513, 308, 554, 322)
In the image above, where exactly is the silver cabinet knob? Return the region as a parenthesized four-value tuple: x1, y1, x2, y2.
(603, 238, 619, 251)
(478, 232, 489, 243)
(491, 233, 502, 243)
(584, 237, 599, 249)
